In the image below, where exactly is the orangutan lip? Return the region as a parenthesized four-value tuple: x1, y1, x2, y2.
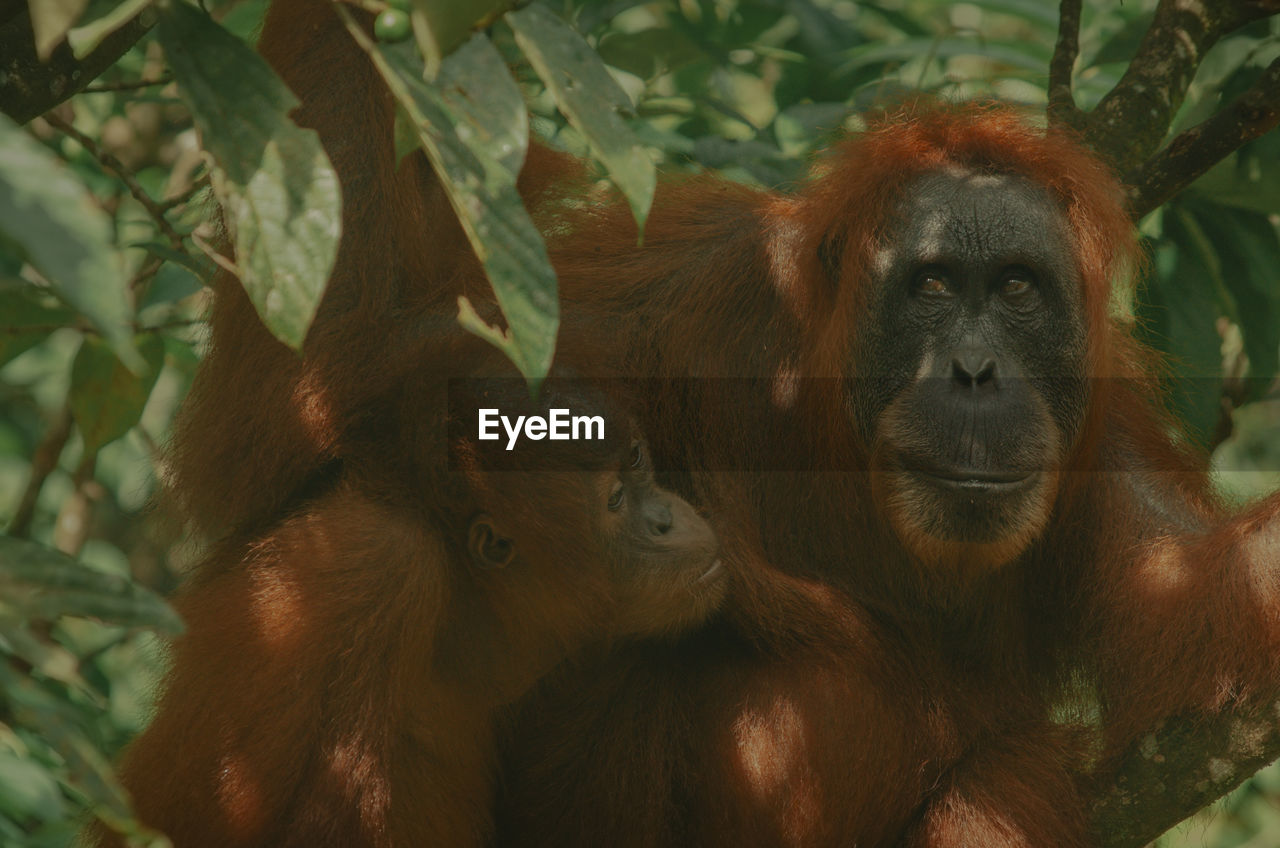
(913, 468, 1034, 491)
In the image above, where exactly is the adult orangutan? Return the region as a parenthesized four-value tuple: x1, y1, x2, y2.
(494, 107, 1279, 847)
(148, 0, 1280, 846)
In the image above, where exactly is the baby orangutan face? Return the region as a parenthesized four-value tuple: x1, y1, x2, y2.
(456, 373, 725, 641)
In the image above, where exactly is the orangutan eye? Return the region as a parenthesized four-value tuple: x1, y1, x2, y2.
(915, 270, 950, 295)
(608, 482, 625, 511)
(1000, 268, 1035, 298)
(629, 442, 644, 469)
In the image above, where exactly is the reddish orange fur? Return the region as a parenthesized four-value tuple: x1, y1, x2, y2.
(130, 0, 1280, 845)
(165, 0, 577, 541)
(102, 474, 627, 848)
(101, 330, 724, 846)
(495, 103, 1280, 846)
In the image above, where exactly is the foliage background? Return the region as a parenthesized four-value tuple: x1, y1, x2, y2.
(0, 0, 1277, 844)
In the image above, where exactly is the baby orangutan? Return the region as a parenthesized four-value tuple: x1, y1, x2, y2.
(98, 375, 724, 848)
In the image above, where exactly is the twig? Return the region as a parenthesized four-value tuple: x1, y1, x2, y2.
(1125, 55, 1280, 220)
(82, 74, 173, 94)
(335, 0, 386, 14)
(129, 254, 166, 293)
(0, 323, 86, 335)
(7, 404, 74, 539)
(52, 451, 100, 557)
(0, 317, 198, 337)
(191, 232, 241, 278)
(42, 111, 188, 252)
(138, 317, 201, 333)
(1047, 0, 1084, 131)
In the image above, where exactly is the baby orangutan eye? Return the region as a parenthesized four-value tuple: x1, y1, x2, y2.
(608, 482, 625, 511)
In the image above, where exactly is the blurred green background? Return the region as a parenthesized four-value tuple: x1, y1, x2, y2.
(1, 0, 1278, 844)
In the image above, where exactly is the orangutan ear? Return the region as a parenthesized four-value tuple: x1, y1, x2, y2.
(468, 515, 515, 569)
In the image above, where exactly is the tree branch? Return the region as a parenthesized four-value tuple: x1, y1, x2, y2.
(1083, 0, 1278, 174)
(1091, 703, 1280, 848)
(43, 111, 189, 251)
(6, 404, 73, 539)
(82, 73, 171, 94)
(1055, 2, 1280, 843)
(52, 449, 100, 557)
(1124, 55, 1280, 220)
(1047, 0, 1084, 132)
(0, 4, 153, 124)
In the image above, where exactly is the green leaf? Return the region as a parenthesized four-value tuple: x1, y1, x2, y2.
(28, 0, 90, 58)
(69, 333, 165, 454)
(836, 37, 1049, 77)
(1191, 203, 1280, 395)
(393, 105, 422, 166)
(858, 2, 931, 38)
(138, 265, 205, 312)
(596, 26, 703, 79)
(0, 666, 140, 838)
(157, 0, 341, 351)
(433, 30, 528, 177)
(0, 283, 76, 367)
(67, 0, 152, 58)
(1087, 12, 1154, 67)
(0, 535, 182, 632)
(0, 620, 93, 692)
(774, 101, 850, 156)
(786, 0, 867, 59)
(127, 240, 214, 283)
(507, 4, 655, 233)
(68, 0, 152, 57)
(1136, 209, 1229, 444)
(457, 294, 532, 390)
(962, 0, 1058, 29)
(576, 0, 651, 34)
(0, 116, 139, 371)
(0, 754, 66, 823)
(412, 0, 514, 77)
(1189, 153, 1280, 217)
(347, 15, 557, 387)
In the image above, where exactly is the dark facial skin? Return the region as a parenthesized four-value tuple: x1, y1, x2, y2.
(465, 435, 725, 636)
(850, 170, 1090, 565)
(602, 439, 725, 635)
